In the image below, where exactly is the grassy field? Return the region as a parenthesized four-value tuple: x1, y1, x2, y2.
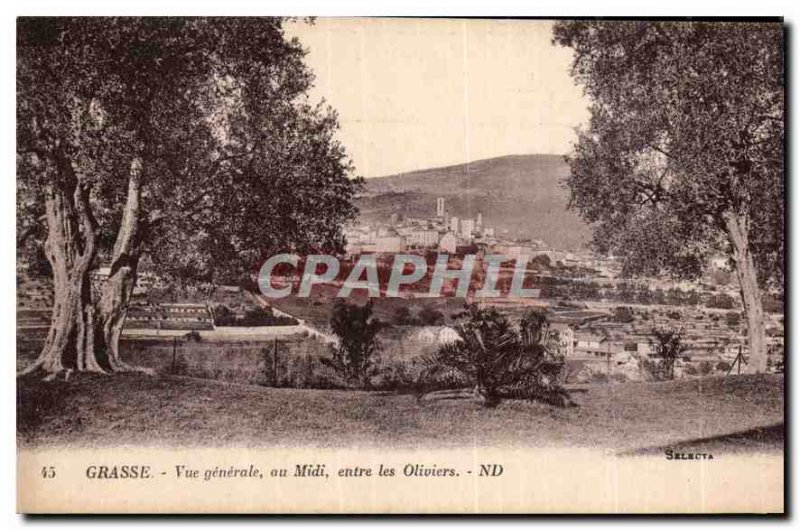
(18, 372, 783, 454)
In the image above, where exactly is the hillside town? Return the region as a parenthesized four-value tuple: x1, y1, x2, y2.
(339, 196, 784, 379)
(17, 190, 785, 387)
(345, 196, 594, 268)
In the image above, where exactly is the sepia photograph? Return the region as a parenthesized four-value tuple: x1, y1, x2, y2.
(14, 14, 785, 514)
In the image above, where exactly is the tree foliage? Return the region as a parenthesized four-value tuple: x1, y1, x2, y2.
(19, 17, 361, 280)
(649, 327, 688, 380)
(553, 21, 783, 373)
(553, 21, 783, 284)
(17, 17, 361, 375)
(327, 300, 384, 388)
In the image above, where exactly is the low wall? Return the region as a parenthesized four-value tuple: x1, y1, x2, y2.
(122, 324, 333, 342)
(121, 335, 333, 386)
(117, 325, 456, 388)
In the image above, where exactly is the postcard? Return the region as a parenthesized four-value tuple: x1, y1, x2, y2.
(16, 17, 784, 514)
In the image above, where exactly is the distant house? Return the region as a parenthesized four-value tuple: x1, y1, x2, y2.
(550, 323, 574, 357)
(408, 229, 439, 248)
(574, 332, 607, 357)
(366, 230, 407, 253)
(90, 266, 112, 283)
(125, 302, 214, 331)
(460, 218, 475, 239)
(450, 216, 459, 233)
(438, 232, 458, 253)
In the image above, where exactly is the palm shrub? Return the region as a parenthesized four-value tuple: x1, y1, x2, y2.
(416, 305, 573, 407)
(326, 299, 384, 388)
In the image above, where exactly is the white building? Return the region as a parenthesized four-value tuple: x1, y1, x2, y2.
(460, 219, 475, 239)
(438, 232, 458, 253)
(366, 234, 406, 253)
(575, 332, 606, 357)
(450, 216, 459, 233)
(408, 229, 440, 248)
(436, 197, 445, 217)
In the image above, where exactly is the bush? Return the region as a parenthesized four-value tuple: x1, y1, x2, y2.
(707, 293, 735, 310)
(417, 306, 445, 326)
(611, 306, 635, 323)
(326, 300, 384, 388)
(530, 254, 551, 268)
(763, 295, 783, 314)
(371, 359, 416, 392)
(709, 268, 732, 286)
(417, 305, 572, 407)
(258, 353, 422, 392)
(725, 312, 741, 328)
(393, 306, 413, 325)
(649, 328, 687, 380)
(185, 330, 202, 342)
(769, 352, 785, 374)
(213, 304, 298, 327)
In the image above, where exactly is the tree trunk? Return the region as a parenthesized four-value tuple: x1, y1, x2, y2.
(725, 212, 768, 374)
(94, 157, 150, 373)
(95, 251, 141, 372)
(19, 156, 103, 376)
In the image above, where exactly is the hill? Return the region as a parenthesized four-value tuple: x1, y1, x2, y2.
(358, 154, 592, 250)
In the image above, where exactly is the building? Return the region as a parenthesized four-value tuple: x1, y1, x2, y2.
(436, 197, 445, 217)
(126, 303, 214, 331)
(460, 219, 475, 239)
(368, 235, 406, 253)
(551, 323, 575, 357)
(438, 232, 458, 253)
(495, 244, 524, 261)
(408, 229, 440, 248)
(450, 216, 459, 233)
(574, 332, 606, 357)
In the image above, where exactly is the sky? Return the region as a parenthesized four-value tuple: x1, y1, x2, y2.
(286, 18, 590, 179)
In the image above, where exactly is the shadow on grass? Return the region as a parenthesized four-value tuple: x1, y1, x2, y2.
(619, 423, 785, 457)
(417, 389, 480, 403)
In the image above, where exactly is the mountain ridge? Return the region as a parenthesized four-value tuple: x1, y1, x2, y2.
(357, 154, 592, 250)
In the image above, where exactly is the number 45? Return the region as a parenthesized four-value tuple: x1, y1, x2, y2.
(41, 466, 55, 479)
